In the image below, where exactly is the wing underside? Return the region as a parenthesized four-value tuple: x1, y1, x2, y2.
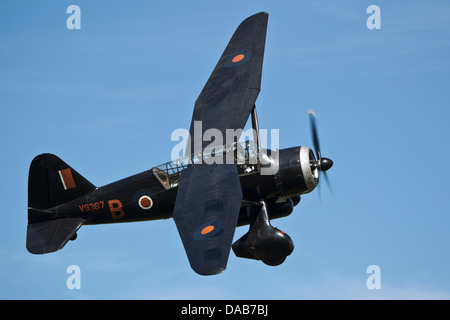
(173, 160, 242, 275)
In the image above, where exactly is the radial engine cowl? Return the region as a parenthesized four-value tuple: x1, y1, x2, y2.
(271, 146, 319, 197)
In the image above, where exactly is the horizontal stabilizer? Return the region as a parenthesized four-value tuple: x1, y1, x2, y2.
(26, 218, 85, 254)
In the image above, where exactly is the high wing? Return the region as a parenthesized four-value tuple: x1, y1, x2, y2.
(187, 12, 268, 154)
(173, 12, 268, 275)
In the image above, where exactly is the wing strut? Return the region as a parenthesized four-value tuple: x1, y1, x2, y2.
(251, 105, 261, 149)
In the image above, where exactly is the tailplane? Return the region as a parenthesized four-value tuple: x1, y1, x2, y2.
(27, 154, 95, 254)
(26, 218, 85, 254)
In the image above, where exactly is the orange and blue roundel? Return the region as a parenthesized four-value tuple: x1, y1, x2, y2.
(225, 49, 253, 68)
(193, 221, 223, 240)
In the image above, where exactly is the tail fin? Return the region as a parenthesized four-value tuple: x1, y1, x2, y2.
(28, 153, 96, 211)
(27, 154, 95, 254)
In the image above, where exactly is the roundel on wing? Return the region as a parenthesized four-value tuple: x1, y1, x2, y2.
(225, 49, 253, 68)
(193, 221, 223, 241)
(232, 54, 245, 63)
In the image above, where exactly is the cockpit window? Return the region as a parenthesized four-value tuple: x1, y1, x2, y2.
(151, 167, 170, 189)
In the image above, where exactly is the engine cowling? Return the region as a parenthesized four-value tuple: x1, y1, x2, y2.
(271, 146, 319, 197)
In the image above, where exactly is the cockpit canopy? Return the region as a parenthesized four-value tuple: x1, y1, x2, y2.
(151, 141, 262, 190)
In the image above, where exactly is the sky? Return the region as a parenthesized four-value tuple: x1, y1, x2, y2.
(1, 0, 450, 300)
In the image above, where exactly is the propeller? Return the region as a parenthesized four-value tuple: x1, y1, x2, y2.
(308, 109, 334, 196)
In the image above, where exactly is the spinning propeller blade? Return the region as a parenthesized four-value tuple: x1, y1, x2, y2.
(308, 109, 334, 197)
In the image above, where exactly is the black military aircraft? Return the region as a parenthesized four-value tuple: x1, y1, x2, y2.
(26, 12, 333, 275)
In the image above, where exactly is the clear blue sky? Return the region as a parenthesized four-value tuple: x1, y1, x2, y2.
(1, 0, 450, 299)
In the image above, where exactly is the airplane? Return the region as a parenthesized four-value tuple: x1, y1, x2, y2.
(26, 12, 333, 276)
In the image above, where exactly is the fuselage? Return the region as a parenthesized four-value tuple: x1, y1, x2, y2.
(49, 144, 319, 227)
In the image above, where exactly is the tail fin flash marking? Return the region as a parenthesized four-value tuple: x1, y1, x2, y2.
(59, 168, 76, 190)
